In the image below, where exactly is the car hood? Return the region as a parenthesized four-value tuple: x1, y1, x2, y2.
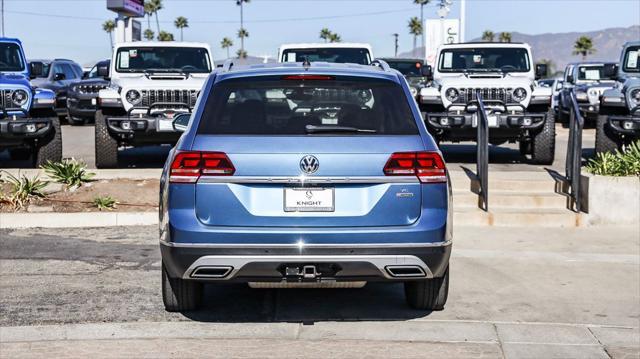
(0, 72, 31, 88)
(76, 78, 110, 86)
(112, 73, 209, 89)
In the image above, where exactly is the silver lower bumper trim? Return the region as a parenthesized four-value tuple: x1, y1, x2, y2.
(184, 255, 433, 280)
(161, 240, 452, 249)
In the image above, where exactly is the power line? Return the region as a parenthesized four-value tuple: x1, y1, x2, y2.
(5, 7, 424, 24)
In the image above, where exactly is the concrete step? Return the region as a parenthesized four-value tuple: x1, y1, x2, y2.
(453, 191, 568, 210)
(451, 178, 559, 193)
(454, 208, 581, 227)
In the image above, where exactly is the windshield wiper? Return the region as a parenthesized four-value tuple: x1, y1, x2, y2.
(305, 124, 377, 134)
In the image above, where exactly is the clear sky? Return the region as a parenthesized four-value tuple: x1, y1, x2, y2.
(2, 0, 639, 65)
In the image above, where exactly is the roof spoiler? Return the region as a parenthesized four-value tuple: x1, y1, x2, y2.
(371, 59, 391, 72)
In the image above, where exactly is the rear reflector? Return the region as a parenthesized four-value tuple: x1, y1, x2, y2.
(170, 151, 235, 183)
(281, 75, 334, 80)
(383, 152, 446, 183)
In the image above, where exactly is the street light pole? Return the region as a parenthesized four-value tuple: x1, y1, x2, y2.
(460, 0, 466, 42)
(393, 33, 399, 57)
(1, 0, 5, 37)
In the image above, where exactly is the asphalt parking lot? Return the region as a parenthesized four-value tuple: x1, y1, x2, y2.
(0, 123, 595, 172)
(1, 225, 638, 358)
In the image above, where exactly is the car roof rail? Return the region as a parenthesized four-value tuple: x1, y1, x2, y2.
(221, 59, 234, 72)
(54, 58, 74, 62)
(371, 59, 391, 72)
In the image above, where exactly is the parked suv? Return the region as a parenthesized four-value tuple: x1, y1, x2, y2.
(419, 42, 555, 164)
(94, 42, 213, 168)
(379, 58, 429, 100)
(28, 58, 83, 120)
(596, 41, 640, 153)
(558, 62, 617, 125)
(65, 60, 110, 125)
(159, 61, 452, 312)
(278, 43, 374, 65)
(0, 38, 61, 166)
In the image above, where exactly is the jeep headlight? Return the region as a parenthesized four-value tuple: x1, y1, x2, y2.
(11, 89, 29, 106)
(125, 89, 142, 105)
(576, 91, 588, 101)
(630, 88, 640, 105)
(444, 88, 459, 102)
(512, 87, 527, 102)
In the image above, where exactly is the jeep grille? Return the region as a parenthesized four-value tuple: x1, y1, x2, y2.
(454, 87, 513, 104)
(141, 89, 198, 108)
(75, 84, 108, 94)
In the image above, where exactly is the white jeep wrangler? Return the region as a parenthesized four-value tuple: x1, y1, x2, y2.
(419, 42, 555, 164)
(94, 41, 212, 168)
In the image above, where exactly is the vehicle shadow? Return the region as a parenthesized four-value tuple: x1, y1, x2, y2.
(117, 145, 172, 168)
(180, 282, 432, 323)
(439, 143, 525, 164)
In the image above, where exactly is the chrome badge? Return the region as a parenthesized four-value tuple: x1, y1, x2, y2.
(300, 155, 319, 174)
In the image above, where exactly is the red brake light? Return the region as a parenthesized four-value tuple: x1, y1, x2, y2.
(281, 75, 334, 80)
(170, 151, 235, 183)
(383, 152, 446, 183)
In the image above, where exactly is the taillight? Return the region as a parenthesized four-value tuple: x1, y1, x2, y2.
(383, 152, 446, 183)
(169, 151, 235, 183)
(281, 75, 334, 80)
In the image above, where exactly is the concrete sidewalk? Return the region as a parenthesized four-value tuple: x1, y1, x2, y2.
(1, 320, 637, 358)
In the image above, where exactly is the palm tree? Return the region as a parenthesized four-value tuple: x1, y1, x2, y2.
(413, 0, 430, 51)
(144, 29, 155, 41)
(150, 0, 163, 35)
(573, 36, 596, 60)
(328, 33, 341, 43)
(144, 1, 154, 31)
(236, 49, 247, 59)
(221, 37, 233, 59)
(102, 20, 115, 49)
(319, 28, 332, 43)
(499, 32, 512, 43)
(158, 31, 174, 41)
(174, 16, 188, 41)
(408, 17, 422, 57)
(481, 30, 495, 42)
(236, 0, 250, 54)
(237, 28, 249, 56)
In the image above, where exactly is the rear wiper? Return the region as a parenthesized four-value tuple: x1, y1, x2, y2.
(305, 124, 377, 134)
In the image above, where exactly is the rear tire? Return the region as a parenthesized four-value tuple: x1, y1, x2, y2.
(34, 117, 62, 167)
(530, 107, 556, 165)
(595, 114, 619, 154)
(404, 267, 449, 311)
(162, 263, 202, 312)
(94, 110, 118, 168)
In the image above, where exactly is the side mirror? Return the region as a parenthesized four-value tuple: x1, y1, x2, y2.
(421, 65, 433, 80)
(29, 62, 43, 79)
(82, 71, 89, 79)
(53, 73, 66, 81)
(97, 64, 110, 79)
(172, 113, 191, 132)
(566, 74, 575, 84)
(603, 63, 618, 79)
(535, 63, 548, 80)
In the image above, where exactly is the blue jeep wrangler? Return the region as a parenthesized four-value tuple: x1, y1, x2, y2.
(1, 38, 61, 167)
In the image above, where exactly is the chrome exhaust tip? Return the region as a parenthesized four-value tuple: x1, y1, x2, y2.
(385, 265, 427, 278)
(190, 266, 233, 278)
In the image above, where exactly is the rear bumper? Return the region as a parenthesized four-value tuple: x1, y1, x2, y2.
(160, 241, 452, 282)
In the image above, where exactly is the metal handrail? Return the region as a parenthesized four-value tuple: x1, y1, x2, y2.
(564, 91, 584, 212)
(476, 92, 489, 211)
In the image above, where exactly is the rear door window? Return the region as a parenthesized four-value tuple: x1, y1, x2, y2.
(197, 76, 418, 135)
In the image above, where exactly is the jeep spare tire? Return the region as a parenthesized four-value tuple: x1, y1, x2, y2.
(34, 117, 62, 167)
(94, 110, 119, 168)
(531, 107, 556, 165)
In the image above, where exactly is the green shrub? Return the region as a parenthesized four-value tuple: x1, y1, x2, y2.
(1, 172, 48, 210)
(93, 195, 118, 211)
(42, 158, 95, 188)
(586, 141, 640, 176)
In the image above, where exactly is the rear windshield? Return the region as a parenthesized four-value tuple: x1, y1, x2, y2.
(281, 48, 371, 65)
(197, 76, 418, 135)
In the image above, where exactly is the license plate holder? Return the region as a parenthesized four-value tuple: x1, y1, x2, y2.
(284, 187, 335, 212)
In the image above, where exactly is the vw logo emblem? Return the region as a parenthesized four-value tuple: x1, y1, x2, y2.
(300, 155, 319, 174)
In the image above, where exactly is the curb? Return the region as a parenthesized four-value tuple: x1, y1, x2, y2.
(0, 212, 157, 229)
(0, 168, 162, 180)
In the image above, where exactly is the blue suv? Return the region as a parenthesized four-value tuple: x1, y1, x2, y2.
(159, 60, 452, 312)
(1, 38, 61, 166)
